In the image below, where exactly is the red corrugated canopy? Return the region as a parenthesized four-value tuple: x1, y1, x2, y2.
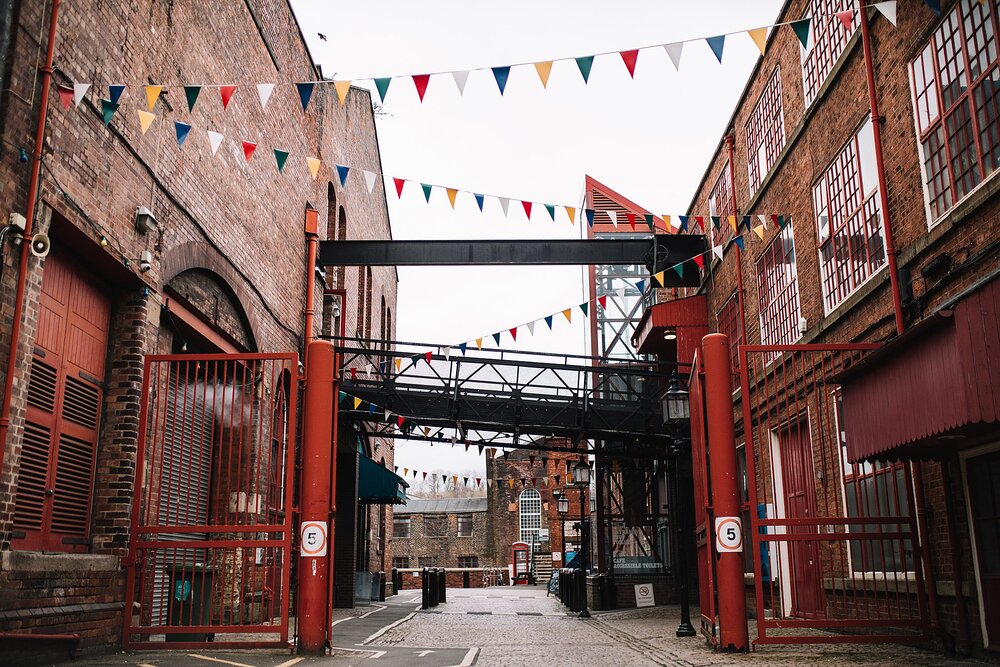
(841, 278, 1000, 462)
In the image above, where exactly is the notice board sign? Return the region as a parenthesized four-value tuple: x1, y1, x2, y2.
(634, 583, 655, 608)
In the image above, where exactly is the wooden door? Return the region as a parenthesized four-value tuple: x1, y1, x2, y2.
(967, 450, 1000, 650)
(779, 420, 824, 618)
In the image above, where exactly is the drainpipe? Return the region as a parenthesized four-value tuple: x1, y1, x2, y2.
(303, 206, 319, 352)
(724, 135, 748, 352)
(0, 0, 59, 471)
(859, 8, 940, 639)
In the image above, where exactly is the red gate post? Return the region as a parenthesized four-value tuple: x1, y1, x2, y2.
(298, 340, 337, 653)
(703, 334, 749, 652)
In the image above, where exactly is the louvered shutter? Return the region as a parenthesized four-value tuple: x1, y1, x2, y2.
(11, 252, 109, 552)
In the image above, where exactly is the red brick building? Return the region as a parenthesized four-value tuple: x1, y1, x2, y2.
(0, 0, 395, 658)
(633, 0, 1000, 655)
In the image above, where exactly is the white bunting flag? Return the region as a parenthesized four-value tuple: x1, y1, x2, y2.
(365, 364, 373, 375)
(443, 346, 451, 361)
(498, 197, 510, 217)
(207, 130, 224, 156)
(616, 287, 627, 301)
(873, 1, 897, 26)
(453, 70, 470, 95)
(713, 244, 725, 261)
(664, 42, 684, 71)
(526, 320, 535, 336)
(362, 169, 377, 194)
(606, 210, 618, 228)
(757, 214, 768, 229)
(385, 409, 391, 421)
(257, 83, 275, 109)
(73, 83, 91, 107)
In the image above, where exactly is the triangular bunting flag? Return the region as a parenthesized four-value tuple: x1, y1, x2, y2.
(242, 140, 256, 161)
(363, 170, 377, 193)
(257, 83, 275, 109)
(674, 263, 685, 278)
(561, 308, 572, 323)
(108, 84, 125, 105)
(521, 200, 532, 219)
(873, 1, 897, 26)
(923, 0, 941, 16)
(509, 326, 518, 341)
(459, 342, 467, 355)
(693, 254, 705, 269)
(575, 56, 595, 83)
(101, 99, 118, 125)
(412, 74, 430, 102)
(636, 279, 646, 294)
(374, 77, 392, 102)
(338, 391, 347, 403)
(791, 19, 811, 49)
(664, 42, 684, 70)
(620, 49, 639, 78)
(585, 209, 595, 226)
(474, 193, 485, 211)
(545, 204, 556, 221)
(566, 207, 576, 224)
(706, 35, 726, 63)
(492, 332, 501, 346)
(492, 66, 510, 95)
(353, 396, 362, 410)
(421, 183, 433, 202)
(296, 82, 315, 110)
(145, 85, 162, 111)
(748, 27, 768, 56)
(534, 61, 553, 88)
(394, 358, 402, 372)
(498, 197, 510, 216)
(334, 80, 351, 105)
(174, 121, 191, 146)
(606, 210, 618, 227)
(137, 110, 155, 134)
(644, 214, 655, 230)
(733, 235, 745, 251)
(393, 178, 406, 198)
(306, 157, 321, 180)
(753, 224, 766, 240)
(727, 215, 738, 232)
(544, 315, 553, 330)
(336, 164, 350, 187)
(424, 350, 433, 364)
(711, 216, 721, 229)
(184, 85, 201, 112)
(219, 85, 236, 110)
(398, 416, 405, 427)
(526, 320, 535, 335)
(475, 337, 483, 349)
(273, 149, 289, 172)
(835, 10, 854, 32)
(598, 295, 607, 309)
(208, 130, 224, 156)
(580, 302, 589, 317)
(713, 244, 725, 261)
(446, 188, 458, 208)
(73, 82, 90, 107)
(452, 70, 469, 95)
(443, 346, 451, 361)
(652, 270, 665, 287)
(679, 215, 689, 232)
(757, 213, 768, 229)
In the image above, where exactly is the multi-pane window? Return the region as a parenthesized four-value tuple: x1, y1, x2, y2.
(708, 164, 735, 247)
(391, 556, 410, 569)
(458, 556, 479, 568)
(755, 223, 801, 354)
(812, 117, 887, 313)
(393, 516, 410, 538)
(457, 513, 474, 537)
(423, 515, 447, 537)
(836, 395, 913, 573)
(518, 489, 542, 544)
(801, 0, 858, 108)
(910, 0, 1000, 223)
(745, 67, 786, 195)
(418, 556, 438, 568)
(716, 292, 742, 391)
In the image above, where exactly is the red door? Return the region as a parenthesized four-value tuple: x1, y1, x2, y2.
(967, 450, 1000, 650)
(779, 420, 824, 618)
(12, 251, 110, 551)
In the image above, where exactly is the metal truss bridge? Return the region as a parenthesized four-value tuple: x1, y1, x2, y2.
(331, 337, 678, 457)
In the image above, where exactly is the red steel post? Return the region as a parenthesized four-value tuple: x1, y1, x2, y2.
(703, 333, 749, 652)
(303, 207, 319, 350)
(298, 340, 337, 653)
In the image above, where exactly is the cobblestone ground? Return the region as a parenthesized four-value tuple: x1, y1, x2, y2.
(376, 586, 990, 667)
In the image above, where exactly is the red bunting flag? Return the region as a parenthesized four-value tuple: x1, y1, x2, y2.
(598, 295, 607, 309)
(509, 327, 518, 341)
(693, 254, 705, 269)
(397, 415, 405, 427)
(350, 368, 357, 379)
(627, 213, 636, 230)
(242, 140, 257, 161)
(220, 85, 236, 110)
(412, 74, 430, 102)
(424, 350, 433, 364)
(835, 10, 854, 31)
(476, 478, 482, 487)
(394, 178, 406, 198)
(423, 472, 428, 480)
(620, 49, 639, 78)
(521, 201, 532, 219)
(56, 84, 74, 109)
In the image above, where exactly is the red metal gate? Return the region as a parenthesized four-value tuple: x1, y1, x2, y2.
(738, 344, 929, 644)
(124, 353, 298, 649)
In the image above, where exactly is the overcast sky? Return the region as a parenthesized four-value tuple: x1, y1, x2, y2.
(291, 0, 784, 485)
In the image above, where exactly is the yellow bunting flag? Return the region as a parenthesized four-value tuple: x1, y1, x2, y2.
(423, 426, 430, 437)
(476, 337, 483, 350)
(145, 85, 163, 111)
(353, 397, 362, 410)
(137, 110, 155, 135)
(335, 80, 351, 105)
(653, 270, 666, 287)
(754, 224, 766, 241)
(562, 308, 572, 323)
(453, 475, 459, 485)
(307, 157, 321, 180)
(446, 188, 458, 208)
(747, 27, 768, 56)
(394, 358, 402, 371)
(727, 215, 737, 232)
(508, 478, 515, 489)
(534, 61, 553, 88)
(662, 215, 671, 232)
(565, 207, 576, 224)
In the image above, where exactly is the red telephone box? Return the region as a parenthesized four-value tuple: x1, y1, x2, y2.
(511, 542, 530, 585)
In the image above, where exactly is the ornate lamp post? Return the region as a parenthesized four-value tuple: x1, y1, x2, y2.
(557, 491, 569, 566)
(664, 371, 696, 638)
(572, 459, 592, 619)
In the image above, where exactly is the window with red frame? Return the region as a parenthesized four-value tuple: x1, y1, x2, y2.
(801, 0, 858, 108)
(745, 66, 786, 195)
(708, 164, 735, 247)
(755, 223, 800, 354)
(716, 292, 741, 390)
(910, 0, 1000, 222)
(812, 117, 887, 313)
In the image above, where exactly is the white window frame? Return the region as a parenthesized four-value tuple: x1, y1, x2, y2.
(519, 489, 542, 544)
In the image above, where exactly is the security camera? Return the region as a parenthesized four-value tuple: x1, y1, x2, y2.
(139, 250, 153, 273)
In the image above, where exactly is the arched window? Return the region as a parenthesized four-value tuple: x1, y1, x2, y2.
(356, 266, 365, 338)
(518, 488, 542, 544)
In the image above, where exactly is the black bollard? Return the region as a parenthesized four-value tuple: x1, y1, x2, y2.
(439, 568, 447, 603)
(421, 567, 429, 609)
(430, 569, 439, 607)
(379, 571, 387, 602)
(391, 568, 398, 596)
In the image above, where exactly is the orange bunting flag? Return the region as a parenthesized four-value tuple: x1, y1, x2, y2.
(394, 358, 402, 371)
(446, 188, 458, 208)
(423, 426, 430, 437)
(335, 80, 351, 105)
(475, 337, 483, 350)
(727, 215, 737, 232)
(137, 110, 155, 134)
(508, 479, 515, 489)
(307, 157, 321, 180)
(145, 85, 163, 111)
(562, 308, 572, 323)
(534, 61, 553, 88)
(747, 27, 768, 56)
(353, 397, 362, 410)
(566, 206, 576, 224)
(753, 224, 766, 240)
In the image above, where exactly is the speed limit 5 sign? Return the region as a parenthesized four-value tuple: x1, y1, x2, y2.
(714, 516, 743, 553)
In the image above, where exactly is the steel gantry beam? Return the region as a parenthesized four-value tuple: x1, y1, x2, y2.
(317, 237, 706, 288)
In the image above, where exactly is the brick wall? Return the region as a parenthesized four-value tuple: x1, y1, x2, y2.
(391, 510, 489, 569)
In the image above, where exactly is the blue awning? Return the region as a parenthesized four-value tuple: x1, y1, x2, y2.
(358, 455, 408, 505)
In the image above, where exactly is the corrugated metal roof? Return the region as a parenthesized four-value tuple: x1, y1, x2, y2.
(395, 497, 488, 515)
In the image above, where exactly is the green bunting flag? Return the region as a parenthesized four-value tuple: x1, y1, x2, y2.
(273, 149, 289, 172)
(421, 183, 433, 202)
(673, 264, 684, 278)
(184, 85, 201, 112)
(580, 303, 589, 317)
(791, 18, 811, 49)
(545, 204, 556, 220)
(100, 99, 118, 125)
(576, 56, 595, 83)
(374, 77, 391, 103)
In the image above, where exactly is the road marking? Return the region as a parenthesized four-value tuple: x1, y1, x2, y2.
(187, 655, 253, 667)
(367, 650, 386, 659)
(274, 659, 304, 667)
(444, 647, 481, 667)
(363, 611, 415, 644)
(415, 650, 436, 657)
(331, 615, 356, 627)
(359, 604, 386, 619)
